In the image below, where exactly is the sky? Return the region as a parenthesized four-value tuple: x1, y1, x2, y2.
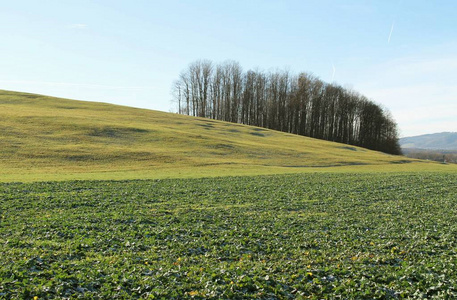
(1, 0, 456, 137)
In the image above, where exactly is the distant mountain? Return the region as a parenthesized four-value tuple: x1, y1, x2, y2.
(400, 132, 457, 150)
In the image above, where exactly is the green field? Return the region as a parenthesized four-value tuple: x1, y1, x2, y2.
(1, 90, 457, 299)
(1, 173, 456, 299)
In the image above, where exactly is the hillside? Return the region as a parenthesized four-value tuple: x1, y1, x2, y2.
(0, 90, 451, 182)
(400, 132, 457, 150)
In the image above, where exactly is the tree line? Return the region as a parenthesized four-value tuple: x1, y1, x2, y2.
(172, 60, 401, 155)
(402, 149, 457, 164)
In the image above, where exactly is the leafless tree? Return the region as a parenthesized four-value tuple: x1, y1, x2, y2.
(172, 59, 402, 155)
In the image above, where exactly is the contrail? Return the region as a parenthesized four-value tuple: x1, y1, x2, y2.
(388, 0, 402, 44)
(331, 64, 336, 81)
(388, 21, 395, 44)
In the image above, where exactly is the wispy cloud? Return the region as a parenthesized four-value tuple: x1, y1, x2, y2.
(395, 104, 457, 137)
(355, 53, 457, 136)
(0, 80, 155, 91)
(69, 24, 88, 29)
(337, 4, 374, 14)
(359, 83, 457, 136)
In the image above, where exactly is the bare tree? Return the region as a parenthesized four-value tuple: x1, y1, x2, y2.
(172, 59, 402, 155)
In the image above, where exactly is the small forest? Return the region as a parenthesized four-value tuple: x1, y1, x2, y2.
(172, 60, 401, 155)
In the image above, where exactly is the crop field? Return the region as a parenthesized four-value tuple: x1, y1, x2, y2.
(1, 173, 456, 299)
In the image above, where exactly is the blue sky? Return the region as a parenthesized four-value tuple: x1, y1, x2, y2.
(1, 0, 456, 137)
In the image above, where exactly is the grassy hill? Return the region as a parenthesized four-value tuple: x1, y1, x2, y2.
(0, 90, 452, 182)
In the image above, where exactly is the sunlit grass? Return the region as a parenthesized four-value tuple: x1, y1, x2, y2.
(1, 89, 454, 182)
